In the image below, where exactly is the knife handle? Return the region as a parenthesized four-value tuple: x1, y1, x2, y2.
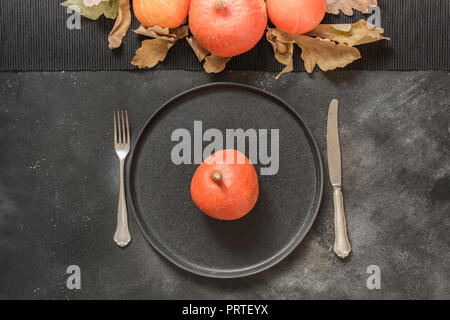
(333, 187, 351, 259)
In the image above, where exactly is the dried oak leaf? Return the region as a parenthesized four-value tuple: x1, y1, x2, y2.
(266, 28, 361, 74)
(61, 0, 118, 20)
(83, 0, 108, 7)
(131, 25, 189, 69)
(326, 0, 377, 16)
(135, 25, 171, 39)
(307, 20, 390, 46)
(186, 37, 209, 62)
(186, 37, 231, 73)
(295, 36, 361, 73)
(266, 29, 294, 79)
(108, 0, 131, 50)
(131, 39, 173, 69)
(204, 55, 232, 73)
(134, 24, 189, 41)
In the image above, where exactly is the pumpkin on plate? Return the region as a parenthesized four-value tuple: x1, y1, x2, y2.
(267, 0, 326, 35)
(133, 0, 190, 29)
(189, 0, 267, 57)
(190, 149, 259, 220)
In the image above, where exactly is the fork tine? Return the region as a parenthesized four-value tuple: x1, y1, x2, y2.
(121, 111, 126, 145)
(117, 111, 122, 144)
(114, 111, 117, 144)
(125, 111, 130, 145)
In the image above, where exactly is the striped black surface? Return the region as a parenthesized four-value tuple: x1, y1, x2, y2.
(0, 0, 449, 71)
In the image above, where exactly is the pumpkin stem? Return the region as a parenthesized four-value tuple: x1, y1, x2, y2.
(216, 0, 226, 10)
(211, 171, 222, 182)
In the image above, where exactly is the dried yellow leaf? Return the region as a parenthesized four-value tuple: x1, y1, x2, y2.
(108, 0, 131, 49)
(326, 0, 377, 16)
(83, 0, 108, 6)
(307, 20, 390, 46)
(61, 0, 118, 20)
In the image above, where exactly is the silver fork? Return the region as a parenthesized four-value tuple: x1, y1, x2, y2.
(113, 111, 131, 247)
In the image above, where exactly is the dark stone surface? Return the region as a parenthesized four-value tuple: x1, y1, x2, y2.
(0, 70, 449, 299)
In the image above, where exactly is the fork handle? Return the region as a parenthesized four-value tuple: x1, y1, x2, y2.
(114, 159, 131, 247)
(333, 187, 351, 259)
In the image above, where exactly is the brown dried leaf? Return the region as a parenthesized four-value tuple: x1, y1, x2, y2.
(134, 24, 188, 42)
(131, 39, 175, 69)
(131, 26, 188, 69)
(266, 29, 294, 79)
(186, 37, 231, 73)
(295, 36, 361, 73)
(186, 37, 210, 62)
(326, 0, 377, 16)
(134, 25, 171, 39)
(307, 20, 390, 46)
(108, 0, 131, 49)
(204, 55, 231, 73)
(267, 29, 361, 74)
(171, 25, 189, 40)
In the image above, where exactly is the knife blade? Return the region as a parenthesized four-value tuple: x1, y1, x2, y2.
(326, 99, 351, 259)
(327, 99, 341, 187)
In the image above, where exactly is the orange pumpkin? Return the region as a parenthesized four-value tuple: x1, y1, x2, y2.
(267, 0, 326, 35)
(133, 0, 190, 29)
(190, 149, 259, 220)
(189, 0, 267, 57)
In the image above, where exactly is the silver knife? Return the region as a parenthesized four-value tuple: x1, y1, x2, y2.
(327, 99, 351, 259)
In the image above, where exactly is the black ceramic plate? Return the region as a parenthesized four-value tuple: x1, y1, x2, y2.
(128, 83, 323, 278)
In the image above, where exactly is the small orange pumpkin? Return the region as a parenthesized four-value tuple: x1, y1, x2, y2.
(267, 0, 326, 35)
(190, 149, 259, 220)
(133, 0, 190, 29)
(189, 0, 267, 57)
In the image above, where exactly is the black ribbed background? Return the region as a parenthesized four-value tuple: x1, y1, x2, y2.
(0, 0, 449, 71)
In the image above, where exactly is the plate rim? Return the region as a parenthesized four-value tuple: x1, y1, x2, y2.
(127, 82, 324, 278)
